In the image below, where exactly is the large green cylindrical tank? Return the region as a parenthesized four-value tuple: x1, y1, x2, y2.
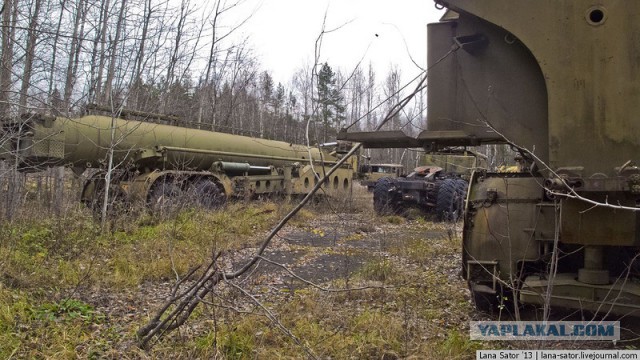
(10, 115, 333, 171)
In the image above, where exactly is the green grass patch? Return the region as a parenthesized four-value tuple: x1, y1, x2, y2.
(0, 199, 481, 359)
(0, 202, 281, 290)
(358, 257, 396, 282)
(434, 329, 483, 359)
(0, 201, 289, 358)
(0, 288, 112, 359)
(383, 215, 406, 224)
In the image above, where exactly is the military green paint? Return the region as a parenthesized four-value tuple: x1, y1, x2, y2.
(2, 114, 355, 203)
(337, 1, 640, 315)
(440, 0, 640, 176)
(15, 115, 333, 170)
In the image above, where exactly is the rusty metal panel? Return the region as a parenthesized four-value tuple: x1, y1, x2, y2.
(441, 0, 640, 178)
(464, 175, 546, 278)
(422, 153, 476, 175)
(561, 196, 639, 246)
(427, 7, 549, 164)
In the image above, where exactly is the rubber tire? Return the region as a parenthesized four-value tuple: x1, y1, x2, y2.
(435, 178, 465, 222)
(149, 181, 183, 214)
(455, 178, 468, 196)
(192, 179, 226, 209)
(373, 177, 399, 215)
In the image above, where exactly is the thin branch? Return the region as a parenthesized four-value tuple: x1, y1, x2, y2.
(224, 278, 319, 360)
(137, 22, 459, 351)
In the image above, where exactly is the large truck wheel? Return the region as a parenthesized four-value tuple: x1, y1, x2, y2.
(149, 180, 183, 214)
(454, 178, 468, 196)
(373, 177, 399, 215)
(192, 179, 226, 209)
(436, 178, 466, 222)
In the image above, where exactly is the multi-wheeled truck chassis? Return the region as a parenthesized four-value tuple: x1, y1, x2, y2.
(0, 111, 356, 212)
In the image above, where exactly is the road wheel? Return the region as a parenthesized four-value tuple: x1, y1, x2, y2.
(436, 178, 465, 222)
(191, 179, 226, 209)
(149, 180, 183, 214)
(373, 177, 400, 215)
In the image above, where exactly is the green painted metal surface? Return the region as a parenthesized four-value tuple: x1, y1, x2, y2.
(8, 115, 333, 171)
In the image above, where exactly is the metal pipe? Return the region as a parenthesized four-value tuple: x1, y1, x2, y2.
(583, 246, 603, 270)
(578, 246, 609, 285)
(159, 146, 338, 165)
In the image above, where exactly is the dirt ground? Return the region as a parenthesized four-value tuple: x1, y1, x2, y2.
(82, 193, 479, 357)
(7, 186, 637, 358)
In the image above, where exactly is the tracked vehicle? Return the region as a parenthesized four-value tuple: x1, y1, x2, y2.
(1, 111, 355, 211)
(340, 1, 640, 316)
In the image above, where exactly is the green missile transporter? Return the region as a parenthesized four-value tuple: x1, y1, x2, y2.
(1, 112, 356, 211)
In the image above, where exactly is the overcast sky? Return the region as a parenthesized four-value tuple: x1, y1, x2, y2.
(232, 0, 445, 84)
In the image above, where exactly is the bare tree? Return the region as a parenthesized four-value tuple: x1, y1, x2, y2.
(0, 0, 17, 116)
(292, 63, 314, 139)
(365, 63, 376, 131)
(102, 0, 127, 106)
(347, 66, 365, 132)
(18, 0, 43, 110)
(87, 0, 110, 105)
(133, 0, 152, 84)
(382, 66, 401, 162)
(62, 0, 88, 112)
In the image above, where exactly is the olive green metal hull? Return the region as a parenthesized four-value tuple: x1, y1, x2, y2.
(338, 1, 640, 316)
(437, 0, 640, 316)
(436, 1, 640, 176)
(13, 115, 328, 170)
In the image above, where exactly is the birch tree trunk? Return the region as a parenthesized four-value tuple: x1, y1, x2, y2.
(63, 0, 88, 112)
(103, 0, 127, 105)
(19, 0, 43, 110)
(0, 0, 16, 116)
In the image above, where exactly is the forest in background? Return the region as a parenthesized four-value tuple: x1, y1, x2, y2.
(0, 0, 426, 149)
(0, 1, 516, 356)
(0, 0, 516, 221)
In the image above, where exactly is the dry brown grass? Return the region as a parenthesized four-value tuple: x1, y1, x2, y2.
(0, 187, 490, 359)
